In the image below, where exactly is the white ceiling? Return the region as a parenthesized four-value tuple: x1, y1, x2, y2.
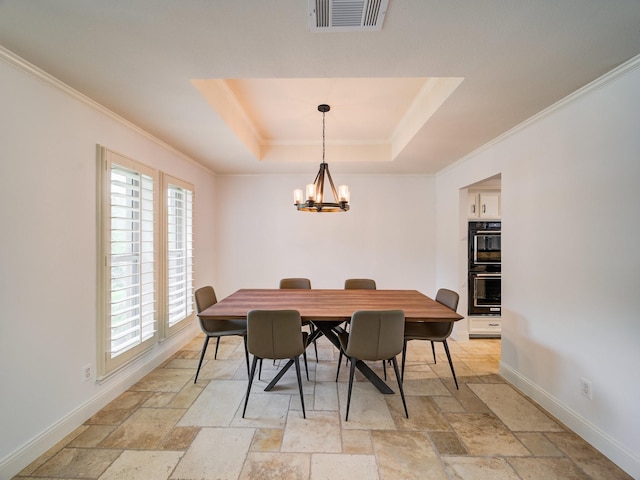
(1, 0, 639, 175)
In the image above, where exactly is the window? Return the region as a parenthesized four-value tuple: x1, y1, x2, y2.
(161, 174, 194, 337)
(98, 147, 195, 377)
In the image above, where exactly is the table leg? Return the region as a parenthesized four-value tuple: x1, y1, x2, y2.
(313, 321, 394, 395)
(263, 359, 294, 392)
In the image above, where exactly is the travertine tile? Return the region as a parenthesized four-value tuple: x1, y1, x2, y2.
(341, 429, 373, 454)
(281, 411, 341, 453)
(100, 408, 185, 449)
(371, 431, 448, 480)
(86, 391, 153, 425)
(311, 454, 379, 480)
(98, 450, 183, 480)
(231, 392, 292, 428)
(443, 455, 521, 479)
(545, 432, 633, 480)
(160, 426, 200, 450)
(178, 379, 246, 427)
(68, 425, 116, 448)
(313, 381, 339, 411)
(130, 369, 193, 393)
(33, 447, 122, 478)
(446, 413, 529, 456)
(337, 382, 396, 430)
(239, 452, 310, 480)
(469, 383, 563, 432)
(250, 429, 284, 452)
(428, 431, 468, 455)
(15, 337, 633, 480)
(402, 377, 451, 396)
(515, 432, 564, 457)
(508, 457, 591, 479)
(431, 395, 466, 413)
(170, 427, 254, 480)
(387, 395, 450, 431)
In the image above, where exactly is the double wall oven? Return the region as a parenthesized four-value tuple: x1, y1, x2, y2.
(468, 221, 501, 316)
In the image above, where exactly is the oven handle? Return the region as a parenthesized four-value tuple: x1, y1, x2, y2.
(476, 230, 501, 234)
(475, 273, 501, 277)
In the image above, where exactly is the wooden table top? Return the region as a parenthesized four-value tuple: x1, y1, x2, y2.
(198, 289, 463, 323)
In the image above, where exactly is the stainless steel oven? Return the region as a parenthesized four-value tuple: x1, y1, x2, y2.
(468, 272, 501, 316)
(469, 221, 501, 267)
(468, 221, 501, 316)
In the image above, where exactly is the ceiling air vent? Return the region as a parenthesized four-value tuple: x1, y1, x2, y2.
(309, 0, 389, 32)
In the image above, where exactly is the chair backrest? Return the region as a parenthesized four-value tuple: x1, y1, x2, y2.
(344, 278, 377, 290)
(194, 286, 217, 313)
(345, 310, 405, 361)
(426, 288, 460, 339)
(279, 278, 311, 289)
(435, 288, 459, 312)
(247, 310, 304, 359)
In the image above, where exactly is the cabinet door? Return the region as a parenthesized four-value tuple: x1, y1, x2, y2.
(479, 193, 500, 218)
(468, 193, 479, 218)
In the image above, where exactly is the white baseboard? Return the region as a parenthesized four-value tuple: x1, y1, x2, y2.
(0, 326, 198, 480)
(500, 361, 639, 479)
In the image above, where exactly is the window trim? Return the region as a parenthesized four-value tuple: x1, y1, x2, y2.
(159, 173, 195, 339)
(97, 147, 159, 377)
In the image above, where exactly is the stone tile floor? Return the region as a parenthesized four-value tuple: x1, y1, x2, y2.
(14, 335, 631, 479)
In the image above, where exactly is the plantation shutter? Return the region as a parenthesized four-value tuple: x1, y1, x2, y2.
(166, 181, 194, 330)
(108, 161, 157, 361)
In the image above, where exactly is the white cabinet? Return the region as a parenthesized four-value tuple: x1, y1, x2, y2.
(468, 191, 501, 219)
(469, 317, 501, 337)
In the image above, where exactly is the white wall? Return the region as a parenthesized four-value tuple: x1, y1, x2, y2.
(212, 174, 438, 297)
(436, 57, 640, 477)
(0, 54, 216, 478)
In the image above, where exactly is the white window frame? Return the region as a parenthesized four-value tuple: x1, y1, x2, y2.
(97, 147, 159, 377)
(160, 173, 195, 338)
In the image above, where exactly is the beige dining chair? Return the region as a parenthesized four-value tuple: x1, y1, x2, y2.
(194, 286, 249, 383)
(243, 309, 308, 419)
(401, 288, 460, 389)
(335, 310, 408, 421)
(344, 278, 377, 290)
(279, 278, 319, 361)
(343, 278, 385, 373)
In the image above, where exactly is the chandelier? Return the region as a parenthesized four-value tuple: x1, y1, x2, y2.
(293, 104, 350, 212)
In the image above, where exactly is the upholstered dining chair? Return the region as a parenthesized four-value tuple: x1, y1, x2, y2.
(194, 286, 249, 383)
(279, 278, 319, 361)
(344, 278, 377, 290)
(335, 310, 408, 421)
(343, 278, 386, 373)
(401, 288, 460, 389)
(243, 309, 308, 419)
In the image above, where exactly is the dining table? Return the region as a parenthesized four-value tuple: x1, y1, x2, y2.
(197, 288, 463, 394)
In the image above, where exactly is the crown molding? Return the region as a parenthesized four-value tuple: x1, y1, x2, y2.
(0, 45, 214, 175)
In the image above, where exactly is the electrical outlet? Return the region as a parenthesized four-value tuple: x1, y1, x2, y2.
(82, 364, 92, 383)
(580, 378, 592, 399)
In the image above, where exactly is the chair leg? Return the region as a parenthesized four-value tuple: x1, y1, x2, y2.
(293, 356, 306, 419)
(442, 340, 459, 390)
(391, 356, 409, 418)
(243, 335, 250, 378)
(345, 358, 357, 421)
(431, 341, 437, 364)
(214, 337, 221, 359)
(242, 356, 259, 418)
(401, 339, 408, 382)
(336, 349, 343, 382)
(303, 349, 309, 381)
(383, 360, 387, 380)
(194, 336, 211, 384)
(258, 358, 263, 380)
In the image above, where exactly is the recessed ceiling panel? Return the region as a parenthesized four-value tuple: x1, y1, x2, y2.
(193, 77, 462, 163)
